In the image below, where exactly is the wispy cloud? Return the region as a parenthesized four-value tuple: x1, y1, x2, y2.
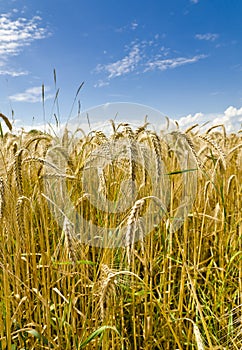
(94, 80, 110, 88)
(177, 106, 242, 132)
(96, 43, 141, 79)
(190, 0, 199, 4)
(195, 33, 219, 41)
(95, 38, 207, 86)
(9, 86, 53, 103)
(0, 12, 50, 76)
(144, 54, 207, 72)
(131, 21, 138, 30)
(116, 20, 139, 33)
(0, 68, 28, 77)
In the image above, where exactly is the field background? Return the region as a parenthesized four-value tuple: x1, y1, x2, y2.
(0, 119, 241, 349)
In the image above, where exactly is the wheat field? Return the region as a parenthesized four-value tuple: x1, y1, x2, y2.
(0, 115, 241, 349)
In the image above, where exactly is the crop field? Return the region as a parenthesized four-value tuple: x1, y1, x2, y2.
(0, 115, 241, 349)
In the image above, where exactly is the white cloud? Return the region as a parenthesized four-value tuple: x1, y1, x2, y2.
(7, 105, 241, 135)
(9, 86, 54, 103)
(0, 12, 50, 75)
(195, 33, 219, 41)
(144, 54, 207, 72)
(95, 37, 207, 87)
(96, 43, 141, 79)
(0, 69, 28, 77)
(131, 21, 138, 30)
(177, 106, 242, 133)
(116, 20, 139, 33)
(0, 13, 49, 57)
(190, 0, 199, 4)
(94, 80, 110, 88)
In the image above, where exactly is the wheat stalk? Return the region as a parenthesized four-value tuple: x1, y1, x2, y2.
(0, 177, 5, 219)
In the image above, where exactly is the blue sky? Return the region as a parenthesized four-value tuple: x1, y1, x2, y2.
(0, 0, 242, 132)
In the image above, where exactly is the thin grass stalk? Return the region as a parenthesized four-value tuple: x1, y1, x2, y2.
(178, 217, 189, 321)
(154, 296, 183, 350)
(131, 254, 137, 349)
(0, 176, 5, 219)
(182, 256, 214, 348)
(165, 153, 176, 311)
(3, 266, 12, 349)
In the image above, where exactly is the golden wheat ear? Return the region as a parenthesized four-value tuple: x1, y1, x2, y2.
(62, 217, 77, 263)
(98, 264, 143, 322)
(16, 195, 29, 238)
(0, 113, 12, 132)
(199, 134, 226, 170)
(14, 149, 24, 196)
(170, 130, 203, 170)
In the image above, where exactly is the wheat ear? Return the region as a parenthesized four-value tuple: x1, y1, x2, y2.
(24, 135, 52, 150)
(126, 198, 145, 264)
(99, 264, 143, 321)
(199, 134, 226, 170)
(99, 264, 117, 322)
(148, 131, 163, 178)
(170, 130, 203, 170)
(62, 218, 77, 263)
(16, 196, 29, 238)
(14, 149, 24, 195)
(183, 318, 205, 350)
